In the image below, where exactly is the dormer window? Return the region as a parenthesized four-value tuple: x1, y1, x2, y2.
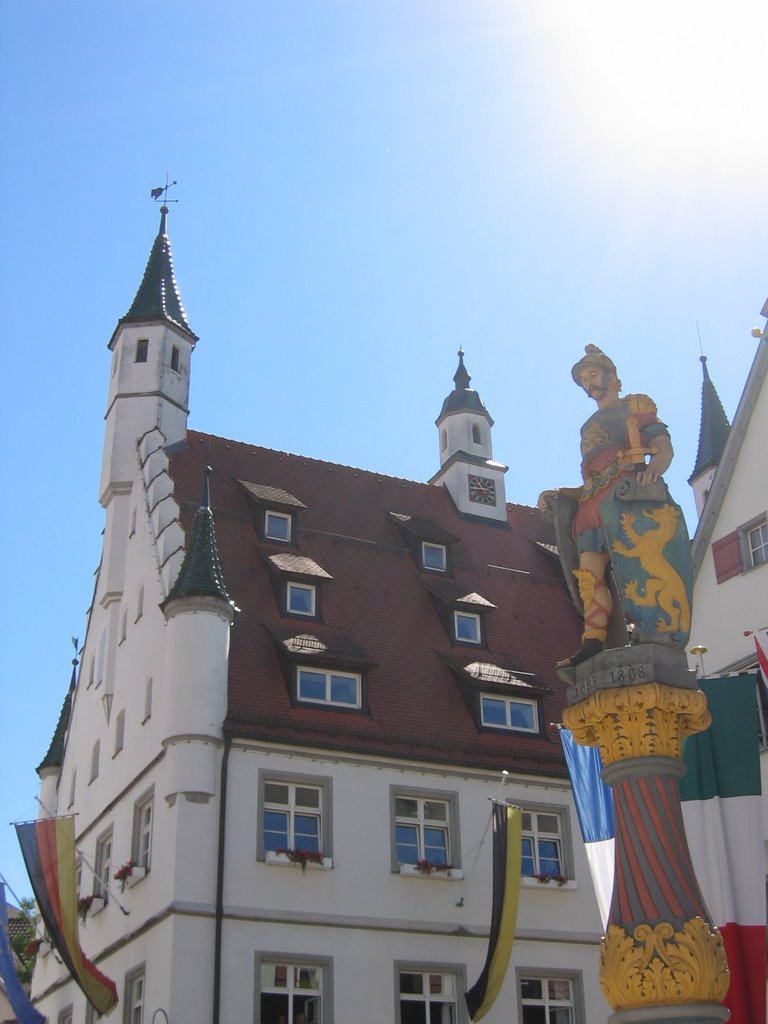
(422, 542, 447, 572)
(265, 510, 292, 542)
(481, 695, 538, 732)
(297, 667, 362, 708)
(454, 610, 481, 644)
(135, 339, 148, 363)
(287, 582, 316, 617)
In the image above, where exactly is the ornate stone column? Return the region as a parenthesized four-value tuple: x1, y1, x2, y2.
(561, 644, 730, 1024)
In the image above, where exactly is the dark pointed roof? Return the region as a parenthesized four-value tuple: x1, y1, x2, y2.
(689, 355, 731, 483)
(163, 467, 234, 608)
(436, 349, 493, 424)
(119, 205, 196, 341)
(37, 657, 78, 774)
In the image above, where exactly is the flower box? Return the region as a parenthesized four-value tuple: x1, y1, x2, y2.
(399, 864, 464, 880)
(521, 875, 576, 891)
(124, 865, 147, 888)
(265, 851, 332, 871)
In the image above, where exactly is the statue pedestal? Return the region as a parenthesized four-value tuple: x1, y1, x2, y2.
(559, 645, 730, 1023)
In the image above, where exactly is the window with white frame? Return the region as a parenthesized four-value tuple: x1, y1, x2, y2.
(393, 791, 457, 868)
(114, 709, 125, 755)
(94, 829, 112, 900)
(257, 958, 326, 1024)
(124, 966, 145, 1024)
(57, 1005, 73, 1024)
(297, 667, 361, 708)
(287, 581, 316, 616)
(481, 695, 538, 733)
(454, 610, 481, 644)
(133, 792, 153, 869)
(744, 516, 768, 569)
(521, 810, 564, 879)
(260, 777, 327, 857)
(265, 510, 292, 542)
(90, 740, 100, 783)
(519, 973, 580, 1023)
(397, 966, 464, 1024)
(422, 541, 447, 572)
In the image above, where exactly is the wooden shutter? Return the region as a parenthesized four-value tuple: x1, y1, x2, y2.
(712, 530, 742, 583)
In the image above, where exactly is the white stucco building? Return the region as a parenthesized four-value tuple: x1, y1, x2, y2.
(30, 208, 612, 1024)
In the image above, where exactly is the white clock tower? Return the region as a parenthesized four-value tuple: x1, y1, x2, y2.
(429, 350, 508, 522)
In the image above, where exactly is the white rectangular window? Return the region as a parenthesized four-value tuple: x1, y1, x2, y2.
(263, 781, 322, 854)
(422, 541, 447, 572)
(133, 793, 153, 869)
(397, 968, 461, 1024)
(521, 810, 563, 879)
(90, 740, 100, 783)
(124, 967, 145, 1024)
(454, 611, 481, 643)
(265, 510, 291, 542)
(114, 709, 125, 755)
(57, 1006, 73, 1024)
(393, 792, 457, 868)
(94, 829, 112, 900)
(297, 667, 361, 708)
(519, 974, 578, 1023)
(258, 960, 324, 1023)
(287, 581, 316, 616)
(481, 695, 538, 732)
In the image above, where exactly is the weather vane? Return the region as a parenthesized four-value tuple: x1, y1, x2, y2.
(150, 174, 178, 204)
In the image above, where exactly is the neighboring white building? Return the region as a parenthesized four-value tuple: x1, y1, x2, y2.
(689, 304, 768, 678)
(30, 208, 610, 1024)
(687, 300, 768, 899)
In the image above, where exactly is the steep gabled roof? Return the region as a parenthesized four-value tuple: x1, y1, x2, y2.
(116, 205, 196, 342)
(689, 355, 731, 483)
(168, 431, 582, 777)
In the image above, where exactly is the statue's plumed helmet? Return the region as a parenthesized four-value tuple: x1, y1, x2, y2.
(571, 344, 617, 385)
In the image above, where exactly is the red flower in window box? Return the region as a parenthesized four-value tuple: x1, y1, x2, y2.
(275, 848, 324, 873)
(415, 859, 453, 875)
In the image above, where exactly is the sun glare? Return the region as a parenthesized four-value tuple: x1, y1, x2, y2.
(521, 2, 766, 191)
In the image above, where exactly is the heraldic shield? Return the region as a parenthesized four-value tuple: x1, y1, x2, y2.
(600, 478, 693, 647)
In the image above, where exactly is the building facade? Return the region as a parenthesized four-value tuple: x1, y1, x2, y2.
(31, 209, 609, 1024)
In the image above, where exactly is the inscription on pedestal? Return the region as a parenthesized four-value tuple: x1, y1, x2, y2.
(559, 643, 696, 707)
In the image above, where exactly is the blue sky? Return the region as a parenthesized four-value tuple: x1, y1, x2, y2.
(1, 2, 766, 898)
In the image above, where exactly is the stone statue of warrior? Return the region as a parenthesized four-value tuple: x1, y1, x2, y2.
(540, 345, 692, 668)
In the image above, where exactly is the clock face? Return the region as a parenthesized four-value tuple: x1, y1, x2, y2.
(468, 475, 497, 505)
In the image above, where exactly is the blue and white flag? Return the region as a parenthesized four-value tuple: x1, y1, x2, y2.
(560, 729, 615, 928)
(0, 882, 46, 1024)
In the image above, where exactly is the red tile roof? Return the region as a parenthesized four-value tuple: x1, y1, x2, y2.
(168, 431, 582, 778)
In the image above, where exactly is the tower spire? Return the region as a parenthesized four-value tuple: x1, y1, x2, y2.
(689, 354, 731, 517)
(120, 204, 196, 340)
(163, 467, 234, 609)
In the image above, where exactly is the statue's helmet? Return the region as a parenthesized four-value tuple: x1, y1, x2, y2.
(571, 344, 617, 386)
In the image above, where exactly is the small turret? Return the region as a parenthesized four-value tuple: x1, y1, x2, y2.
(429, 350, 508, 521)
(37, 647, 78, 816)
(689, 355, 730, 518)
(161, 467, 235, 803)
